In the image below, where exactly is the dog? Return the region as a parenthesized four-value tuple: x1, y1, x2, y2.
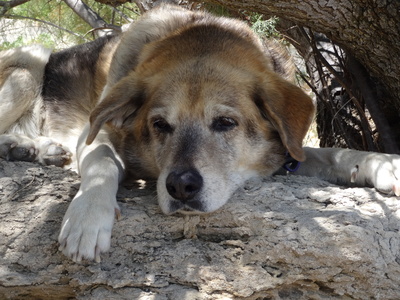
(1, 4, 399, 262)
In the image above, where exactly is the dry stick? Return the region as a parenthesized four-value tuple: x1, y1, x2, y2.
(346, 55, 400, 154)
(306, 28, 357, 149)
(7, 175, 36, 201)
(300, 27, 376, 151)
(309, 35, 376, 151)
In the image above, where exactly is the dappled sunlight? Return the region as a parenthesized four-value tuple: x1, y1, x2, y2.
(137, 291, 157, 300)
(0, 160, 80, 290)
(2, 160, 400, 298)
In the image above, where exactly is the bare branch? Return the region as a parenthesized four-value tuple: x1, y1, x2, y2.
(112, 6, 134, 23)
(62, 0, 110, 34)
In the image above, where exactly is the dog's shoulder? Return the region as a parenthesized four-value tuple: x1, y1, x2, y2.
(44, 34, 119, 83)
(42, 34, 120, 108)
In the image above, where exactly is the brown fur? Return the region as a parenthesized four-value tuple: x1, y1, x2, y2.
(89, 5, 314, 176)
(83, 4, 315, 214)
(0, 5, 314, 214)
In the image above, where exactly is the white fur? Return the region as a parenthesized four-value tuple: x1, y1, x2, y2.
(295, 147, 400, 196)
(58, 125, 124, 262)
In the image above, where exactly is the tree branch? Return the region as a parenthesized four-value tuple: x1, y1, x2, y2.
(0, 0, 28, 6)
(62, 0, 111, 33)
(0, 0, 30, 15)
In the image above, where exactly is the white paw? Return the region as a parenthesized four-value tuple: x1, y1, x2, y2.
(372, 155, 400, 196)
(35, 137, 72, 167)
(58, 190, 120, 262)
(355, 153, 400, 196)
(0, 134, 37, 162)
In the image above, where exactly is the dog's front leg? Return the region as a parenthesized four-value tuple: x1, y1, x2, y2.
(58, 124, 124, 262)
(290, 147, 400, 196)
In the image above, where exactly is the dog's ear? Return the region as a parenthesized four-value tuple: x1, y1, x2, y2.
(255, 73, 315, 161)
(86, 75, 144, 145)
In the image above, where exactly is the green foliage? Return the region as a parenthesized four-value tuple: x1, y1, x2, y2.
(1, 1, 280, 51)
(0, 0, 139, 50)
(0, 35, 23, 49)
(201, 3, 281, 39)
(201, 3, 232, 17)
(249, 13, 280, 39)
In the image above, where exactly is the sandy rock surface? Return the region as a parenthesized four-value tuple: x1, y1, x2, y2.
(1, 159, 400, 299)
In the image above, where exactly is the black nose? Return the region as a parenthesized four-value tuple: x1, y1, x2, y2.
(166, 169, 203, 202)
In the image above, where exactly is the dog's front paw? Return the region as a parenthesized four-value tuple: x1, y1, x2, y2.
(353, 153, 400, 196)
(58, 191, 120, 262)
(0, 134, 37, 162)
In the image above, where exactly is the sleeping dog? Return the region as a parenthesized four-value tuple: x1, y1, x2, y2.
(1, 4, 399, 262)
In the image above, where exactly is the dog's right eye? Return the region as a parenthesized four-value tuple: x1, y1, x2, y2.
(211, 116, 238, 132)
(153, 118, 173, 133)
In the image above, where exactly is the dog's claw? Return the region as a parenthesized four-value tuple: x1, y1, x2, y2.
(95, 246, 101, 263)
(350, 165, 359, 183)
(58, 239, 66, 251)
(115, 207, 121, 221)
(75, 252, 83, 263)
(393, 183, 400, 197)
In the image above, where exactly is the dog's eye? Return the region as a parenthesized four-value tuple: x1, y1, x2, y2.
(212, 117, 238, 132)
(153, 118, 173, 133)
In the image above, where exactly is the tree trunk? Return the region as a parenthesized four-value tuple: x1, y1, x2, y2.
(2, 160, 400, 299)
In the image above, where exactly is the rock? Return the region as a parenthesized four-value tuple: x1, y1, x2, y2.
(0, 159, 400, 299)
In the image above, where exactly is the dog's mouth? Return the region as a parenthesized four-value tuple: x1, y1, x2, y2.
(167, 198, 207, 215)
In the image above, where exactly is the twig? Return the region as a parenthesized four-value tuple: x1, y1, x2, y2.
(84, 24, 122, 36)
(7, 174, 36, 201)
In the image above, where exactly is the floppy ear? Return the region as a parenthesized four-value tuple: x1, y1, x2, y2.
(255, 73, 315, 161)
(86, 74, 144, 145)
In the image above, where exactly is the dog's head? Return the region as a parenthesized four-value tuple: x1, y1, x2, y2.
(87, 18, 314, 215)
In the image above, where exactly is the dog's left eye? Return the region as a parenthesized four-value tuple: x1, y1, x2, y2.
(211, 117, 238, 132)
(153, 118, 173, 133)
